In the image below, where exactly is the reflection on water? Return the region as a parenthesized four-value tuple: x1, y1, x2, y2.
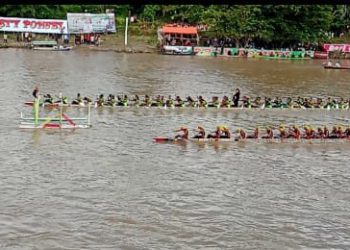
(0, 49, 350, 249)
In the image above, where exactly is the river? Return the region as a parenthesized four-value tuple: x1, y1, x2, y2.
(1, 48, 350, 249)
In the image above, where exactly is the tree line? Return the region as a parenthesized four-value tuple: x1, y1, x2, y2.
(0, 5, 349, 48)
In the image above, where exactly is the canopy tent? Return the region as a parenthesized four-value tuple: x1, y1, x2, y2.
(162, 26, 198, 35)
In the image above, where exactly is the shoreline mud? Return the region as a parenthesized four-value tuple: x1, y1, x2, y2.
(0, 42, 158, 54)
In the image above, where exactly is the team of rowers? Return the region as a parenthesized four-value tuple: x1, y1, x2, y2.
(36, 93, 350, 110)
(172, 125, 350, 140)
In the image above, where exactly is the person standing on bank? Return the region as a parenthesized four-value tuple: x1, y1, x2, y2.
(232, 88, 240, 107)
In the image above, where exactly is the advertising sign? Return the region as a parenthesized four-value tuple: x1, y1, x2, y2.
(0, 17, 67, 34)
(323, 44, 350, 53)
(67, 13, 116, 34)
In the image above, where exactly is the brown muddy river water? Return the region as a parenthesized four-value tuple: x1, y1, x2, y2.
(1, 48, 350, 249)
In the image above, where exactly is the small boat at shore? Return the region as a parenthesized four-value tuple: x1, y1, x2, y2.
(31, 41, 72, 51)
(52, 45, 73, 51)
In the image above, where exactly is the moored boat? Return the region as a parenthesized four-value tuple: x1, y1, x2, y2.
(314, 51, 328, 59)
(159, 24, 198, 55)
(31, 41, 72, 51)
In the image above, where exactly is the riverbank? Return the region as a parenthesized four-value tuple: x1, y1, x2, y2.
(0, 32, 159, 53)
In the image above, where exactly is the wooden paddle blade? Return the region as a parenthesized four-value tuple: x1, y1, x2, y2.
(153, 137, 174, 142)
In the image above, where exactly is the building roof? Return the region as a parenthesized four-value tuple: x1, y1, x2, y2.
(162, 26, 198, 35)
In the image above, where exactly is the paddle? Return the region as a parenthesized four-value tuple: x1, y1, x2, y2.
(154, 137, 173, 142)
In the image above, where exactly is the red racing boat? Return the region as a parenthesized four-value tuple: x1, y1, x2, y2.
(324, 65, 350, 70)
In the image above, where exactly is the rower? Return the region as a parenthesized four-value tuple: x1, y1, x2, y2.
(133, 95, 140, 106)
(278, 125, 288, 139)
(152, 95, 163, 107)
(106, 94, 116, 106)
(303, 125, 313, 139)
(324, 97, 332, 109)
(296, 96, 302, 105)
(338, 98, 346, 109)
(262, 127, 274, 139)
(207, 126, 222, 139)
(304, 98, 313, 108)
(286, 97, 293, 108)
(309, 126, 317, 138)
(97, 94, 105, 106)
(83, 96, 93, 104)
(273, 97, 282, 108)
(198, 96, 208, 108)
(329, 126, 338, 138)
(121, 95, 128, 106)
(220, 96, 230, 108)
(253, 97, 262, 108)
(141, 95, 150, 106)
(344, 127, 350, 138)
(316, 127, 324, 139)
(166, 95, 174, 108)
(264, 97, 272, 109)
(242, 96, 252, 108)
(174, 126, 189, 140)
(247, 127, 259, 139)
(221, 126, 231, 138)
(323, 126, 330, 138)
(316, 98, 323, 108)
(209, 96, 220, 108)
(72, 93, 83, 105)
(289, 125, 301, 139)
(337, 126, 345, 138)
(186, 96, 196, 107)
(175, 96, 185, 107)
(236, 128, 246, 140)
(193, 126, 205, 139)
(55, 93, 68, 104)
(43, 94, 53, 104)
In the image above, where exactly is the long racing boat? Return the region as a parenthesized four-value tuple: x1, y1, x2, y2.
(324, 65, 350, 70)
(153, 137, 350, 143)
(24, 101, 350, 110)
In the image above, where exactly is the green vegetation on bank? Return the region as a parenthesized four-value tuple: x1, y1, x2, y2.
(0, 5, 350, 47)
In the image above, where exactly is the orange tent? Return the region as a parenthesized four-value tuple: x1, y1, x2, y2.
(162, 26, 198, 35)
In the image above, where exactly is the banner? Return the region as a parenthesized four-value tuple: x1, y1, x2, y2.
(323, 44, 350, 53)
(67, 13, 116, 34)
(193, 47, 217, 56)
(0, 17, 67, 34)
